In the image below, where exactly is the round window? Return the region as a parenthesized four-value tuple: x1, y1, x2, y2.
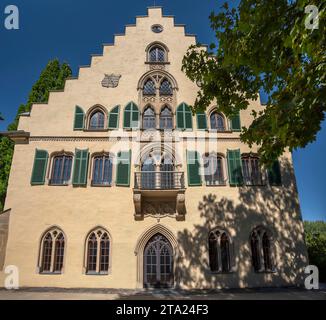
(151, 24, 163, 33)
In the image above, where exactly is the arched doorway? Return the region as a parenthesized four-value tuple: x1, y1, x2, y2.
(160, 155, 174, 189)
(143, 233, 173, 288)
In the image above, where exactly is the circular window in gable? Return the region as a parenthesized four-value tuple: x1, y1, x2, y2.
(151, 24, 163, 33)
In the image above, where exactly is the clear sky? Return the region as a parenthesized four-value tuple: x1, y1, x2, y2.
(0, 0, 325, 221)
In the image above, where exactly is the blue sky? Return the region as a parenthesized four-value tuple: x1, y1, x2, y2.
(0, 0, 325, 221)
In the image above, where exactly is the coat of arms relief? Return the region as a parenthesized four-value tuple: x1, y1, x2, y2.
(101, 74, 121, 88)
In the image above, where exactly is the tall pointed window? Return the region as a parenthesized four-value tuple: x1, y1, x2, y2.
(210, 112, 226, 131)
(92, 154, 113, 186)
(160, 106, 173, 129)
(50, 154, 73, 185)
(143, 79, 156, 96)
(39, 228, 65, 274)
(142, 106, 156, 129)
(159, 79, 173, 96)
(208, 229, 232, 273)
(203, 153, 225, 186)
(89, 110, 105, 130)
(250, 227, 274, 272)
(85, 228, 110, 274)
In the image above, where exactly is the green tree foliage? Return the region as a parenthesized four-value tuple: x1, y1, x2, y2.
(0, 59, 72, 211)
(304, 220, 326, 281)
(182, 0, 325, 165)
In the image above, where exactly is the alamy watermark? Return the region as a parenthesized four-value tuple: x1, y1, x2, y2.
(305, 5, 319, 30)
(3, 5, 19, 30)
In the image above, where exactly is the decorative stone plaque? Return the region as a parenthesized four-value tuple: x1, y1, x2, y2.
(101, 74, 121, 88)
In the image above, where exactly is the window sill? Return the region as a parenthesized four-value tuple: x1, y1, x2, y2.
(49, 183, 69, 186)
(85, 272, 109, 276)
(210, 271, 235, 275)
(39, 272, 62, 275)
(145, 61, 170, 65)
(83, 129, 109, 132)
(91, 183, 112, 187)
(205, 183, 227, 187)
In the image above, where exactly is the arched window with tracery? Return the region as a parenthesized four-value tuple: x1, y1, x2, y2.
(250, 227, 274, 272)
(89, 110, 105, 130)
(208, 229, 232, 273)
(92, 154, 113, 186)
(143, 79, 156, 96)
(85, 228, 110, 274)
(142, 106, 156, 129)
(159, 79, 173, 96)
(39, 228, 65, 274)
(242, 154, 263, 185)
(203, 153, 225, 186)
(210, 112, 226, 131)
(160, 106, 173, 129)
(148, 46, 166, 62)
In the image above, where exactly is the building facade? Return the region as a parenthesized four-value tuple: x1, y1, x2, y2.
(0, 7, 308, 289)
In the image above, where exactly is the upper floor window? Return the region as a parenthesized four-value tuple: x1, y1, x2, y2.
(160, 106, 173, 129)
(250, 227, 275, 272)
(89, 110, 105, 130)
(39, 228, 65, 274)
(208, 229, 232, 273)
(203, 153, 225, 186)
(50, 154, 72, 185)
(85, 228, 110, 274)
(242, 154, 263, 185)
(143, 79, 156, 96)
(143, 106, 156, 130)
(176, 103, 192, 130)
(159, 79, 173, 96)
(123, 102, 140, 129)
(92, 154, 113, 186)
(149, 46, 166, 62)
(210, 112, 226, 131)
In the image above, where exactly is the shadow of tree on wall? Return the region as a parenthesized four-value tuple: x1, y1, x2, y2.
(175, 159, 308, 289)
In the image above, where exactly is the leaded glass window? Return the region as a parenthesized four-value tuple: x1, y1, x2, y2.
(143, 107, 156, 129)
(159, 79, 173, 96)
(50, 155, 72, 185)
(160, 106, 173, 129)
(210, 112, 225, 131)
(149, 46, 165, 62)
(143, 79, 156, 95)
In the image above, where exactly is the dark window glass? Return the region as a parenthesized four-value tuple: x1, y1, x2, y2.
(100, 233, 110, 272)
(87, 233, 97, 273)
(51, 155, 72, 185)
(41, 233, 53, 272)
(149, 46, 165, 62)
(251, 232, 261, 272)
(160, 106, 173, 129)
(262, 233, 273, 271)
(208, 232, 219, 272)
(92, 155, 113, 186)
(242, 156, 262, 185)
(220, 233, 231, 272)
(159, 79, 173, 96)
(53, 233, 65, 272)
(143, 107, 156, 129)
(89, 111, 105, 130)
(210, 112, 225, 131)
(143, 79, 156, 95)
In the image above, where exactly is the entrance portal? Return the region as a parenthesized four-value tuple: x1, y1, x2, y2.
(143, 233, 173, 288)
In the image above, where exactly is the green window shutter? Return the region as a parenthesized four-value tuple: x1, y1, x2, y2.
(72, 149, 89, 186)
(177, 108, 184, 129)
(124, 102, 139, 129)
(187, 150, 202, 186)
(108, 105, 120, 129)
(196, 112, 207, 130)
(74, 106, 85, 130)
(185, 107, 193, 130)
(227, 149, 243, 186)
(31, 149, 49, 185)
(177, 103, 192, 130)
(268, 160, 282, 186)
(230, 112, 241, 131)
(116, 150, 131, 186)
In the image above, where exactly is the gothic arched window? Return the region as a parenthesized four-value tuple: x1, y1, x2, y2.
(89, 110, 105, 130)
(159, 79, 173, 96)
(142, 106, 156, 129)
(92, 154, 113, 186)
(39, 228, 65, 274)
(203, 153, 225, 186)
(85, 228, 110, 274)
(242, 154, 262, 185)
(250, 227, 274, 272)
(160, 106, 173, 129)
(208, 229, 232, 273)
(210, 112, 226, 131)
(149, 46, 166, 62)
